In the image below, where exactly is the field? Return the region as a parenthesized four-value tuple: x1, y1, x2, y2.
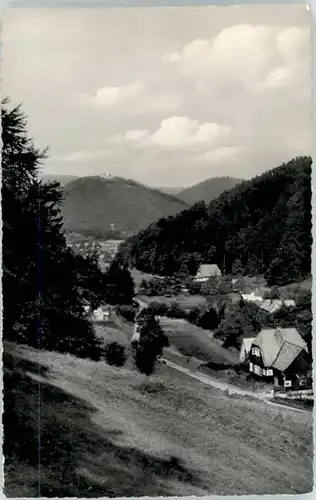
(94, 313, 237, 366)
(159, 317, 238, 365)
(278, 276, 312, 297)
(130, 268, 159, 289)
(4, 343, 313, 497)
(135, 293, 207, 309)
(93, 323, 130, 347)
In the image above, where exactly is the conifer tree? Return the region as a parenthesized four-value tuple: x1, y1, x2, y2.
(2, 98, 102, 359)
(133, 310, 169, 375)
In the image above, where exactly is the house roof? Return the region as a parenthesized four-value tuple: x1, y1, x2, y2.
(103, 239, 124, 245)
(284, 299, 296, 307)
(196, 264, 221, 278)
(253, 328, 308, 372)
(239, 337, 256, 363)
(242, 337, 256, 352)
(242, 292, 263, 302)
(260, 299, 283, 314)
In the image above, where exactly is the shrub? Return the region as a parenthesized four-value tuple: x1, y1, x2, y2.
(188, 306, 200, 325)
(147, 301, 168, 316)
(196, 308, 220, 330)
(116, 305, 136, 322)
(136, 381, 167, 395)
(166, 302, 185, 319)
(103, 342, 127, 367)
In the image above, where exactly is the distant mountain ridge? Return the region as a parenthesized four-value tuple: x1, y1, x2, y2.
(61, 175, 189, 237)
(156, 186, 185, 195)
(177, 176, 244, 205)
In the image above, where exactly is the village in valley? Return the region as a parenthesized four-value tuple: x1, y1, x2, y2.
(71, 230, 312, 406)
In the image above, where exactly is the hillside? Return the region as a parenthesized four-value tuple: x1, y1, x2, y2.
(177, 176, 244, 205)
(118, 156, 312, 286)
(157, 186, 184, 195)
(42, 174, 79, 186)
(4, 344, 312, 496)
(61, 176, 188, 237)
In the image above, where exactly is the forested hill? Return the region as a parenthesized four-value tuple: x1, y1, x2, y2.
(117, 156, 312, 286)
(177, 176, 243, 205)
(61, 176, 188, 236)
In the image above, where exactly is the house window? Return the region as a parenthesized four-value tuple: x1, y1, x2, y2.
(251, 347, 260, 357)
(253, 365, 262, 376)
(284, 380, 292, 388)
(249, 362, 254, 372)
(265, 369, 273, 377)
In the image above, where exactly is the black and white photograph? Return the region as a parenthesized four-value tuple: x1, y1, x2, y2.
(2, 3, 313, 497)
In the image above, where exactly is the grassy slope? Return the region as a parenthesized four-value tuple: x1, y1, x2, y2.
(177, 176, 244, 205)
(62, 176, 188, 235)
(109, 311, 237, 365)
(159, 317, 239, 365)
(4, 344, 312, 497)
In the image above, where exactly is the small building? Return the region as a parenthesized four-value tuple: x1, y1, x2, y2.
(91, 305, 111, 323)
(193, 264, 222, 283)
(260, 299, 295, 315)
(248, 327, 308, 388)
(131, 322, 141, 345)
(259, 299, 283, 315)
(283, 299, 296, 308)
(241, 292, 263, 303)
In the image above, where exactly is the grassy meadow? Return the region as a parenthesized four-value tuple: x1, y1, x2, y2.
(159, 317, 238, 365)
(4, 343, 313, 497)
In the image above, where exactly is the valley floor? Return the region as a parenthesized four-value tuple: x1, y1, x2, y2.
(4, 342, 313, 497)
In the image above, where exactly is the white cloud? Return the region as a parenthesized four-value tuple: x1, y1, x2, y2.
(197, 146, 244, 163)
(108, 116, 232, 152)
(74, 80, 182, 115)
(276, 26, 310, 60)
(110, 129, 149, 144)
(163, 25, 277, 83)
(125, 129, 149, 141)
(76, 81, 146, 109)
(148, 116, 231, 149)
(163, 24, 310, 90)
(3, 7, 311, 186)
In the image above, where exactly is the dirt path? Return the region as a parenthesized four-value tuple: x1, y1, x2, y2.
(112, 313, 310, 414)
(162, 358, 310, 414)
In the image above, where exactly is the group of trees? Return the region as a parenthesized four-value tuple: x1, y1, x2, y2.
(213, 289, 312, 355)
(2, 99, 105, 359)
(117, 156, 312, 286)
(103, 260, 134, 305)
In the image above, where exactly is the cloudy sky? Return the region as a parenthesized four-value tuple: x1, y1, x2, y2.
(2, 5, 311, 187)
